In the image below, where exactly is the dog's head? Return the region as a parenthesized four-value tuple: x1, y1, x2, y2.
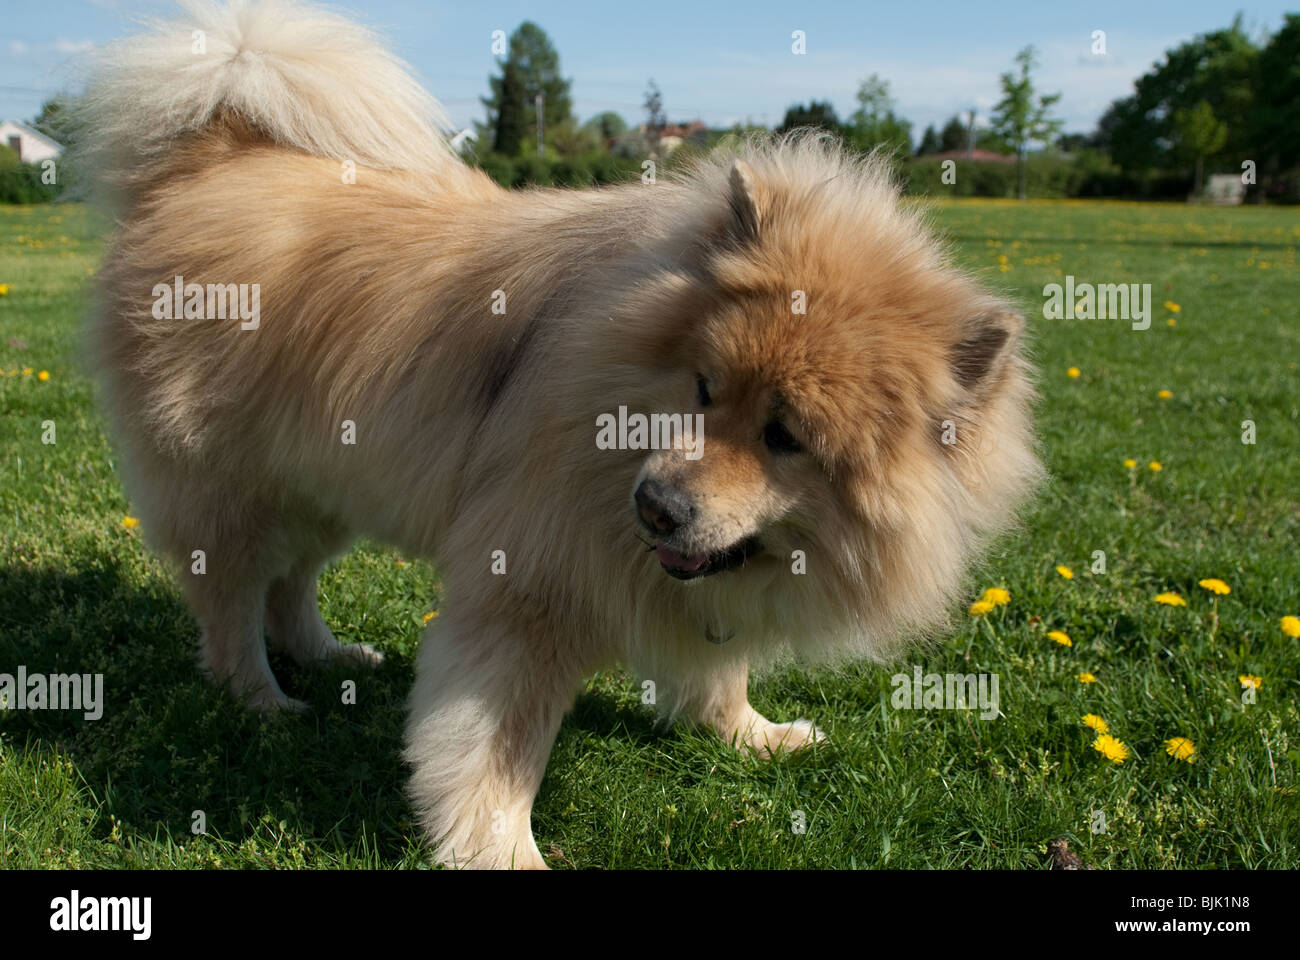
(619, 137, 1040, 658)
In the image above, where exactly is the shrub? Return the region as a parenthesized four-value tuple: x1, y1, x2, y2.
(0, 146, 64, 203)
(468, 151, 640, 189)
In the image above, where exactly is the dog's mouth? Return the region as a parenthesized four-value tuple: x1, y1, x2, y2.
(653, 537, 763, 580)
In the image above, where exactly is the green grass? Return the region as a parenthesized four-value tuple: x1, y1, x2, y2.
(1, 198, 1297, 869)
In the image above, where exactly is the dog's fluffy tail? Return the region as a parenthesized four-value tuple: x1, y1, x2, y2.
(70, 0, 459, 202)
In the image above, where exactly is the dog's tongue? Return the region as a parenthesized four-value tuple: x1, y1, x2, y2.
(655, 545, 708, 572)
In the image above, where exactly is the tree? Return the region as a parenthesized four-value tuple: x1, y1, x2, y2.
(485, 59, 528, 156)
(643, 79, 666, 158)
(975, 127, 1012, 155)
(481, 22, 573, 155)
(939, 114, 968, 153)
(1099, 20, 1256, 179)
(1251, 14, 1300, 198)
(777, 101, 841, 135)
(549, 121, 601, 156)
(32, 99, 69, 142)
(990, 47, 1063, 200)
(1174, 100, 1227, 196)
(581, 111, 627, 143)
(1056, 132, 1091, 152)
(916, 124, 941, 156)
(845, 74, 912, 158)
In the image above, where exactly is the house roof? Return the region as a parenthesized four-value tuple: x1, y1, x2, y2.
(0, 120, 65, 151)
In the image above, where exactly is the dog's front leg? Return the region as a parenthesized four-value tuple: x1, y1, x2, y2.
(403, 609, 576, 869)
(677, 659, 825, 759)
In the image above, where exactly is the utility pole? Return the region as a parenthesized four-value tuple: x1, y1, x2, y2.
(535, 92, 544, 155)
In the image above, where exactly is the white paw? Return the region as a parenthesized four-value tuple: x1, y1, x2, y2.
(334, 641, 384, 667)
(744, 718, 825, 759)
(436, 834, 549, 871)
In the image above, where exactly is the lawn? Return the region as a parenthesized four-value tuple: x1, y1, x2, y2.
(1, 197, 1297, 869)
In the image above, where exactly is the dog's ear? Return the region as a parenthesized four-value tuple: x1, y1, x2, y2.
(950, 309, 1023, 393)
(726, 159, 764, 243)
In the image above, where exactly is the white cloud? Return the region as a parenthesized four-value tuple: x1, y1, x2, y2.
(54, 38, 95, 54)
(9, 40, 28, 57)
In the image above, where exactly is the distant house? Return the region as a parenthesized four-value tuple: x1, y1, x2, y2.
(634, 120, 709, 156)
(1202, 173, 1245, 206)
(449, 128, 478, 154)
(926, 149, 1015, 164)
(0, 120, 63, 164)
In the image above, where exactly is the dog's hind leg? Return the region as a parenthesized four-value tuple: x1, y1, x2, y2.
(679, 660, 825, 759)
(179, 541, 303, 714)
(265, 532, 383, 668)
(148, 480, 304, 713)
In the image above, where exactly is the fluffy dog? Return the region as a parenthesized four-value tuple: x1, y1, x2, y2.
(74, 0, 1040, 868)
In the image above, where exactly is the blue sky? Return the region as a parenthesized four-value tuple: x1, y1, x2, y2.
(2, 0, 1293, 140)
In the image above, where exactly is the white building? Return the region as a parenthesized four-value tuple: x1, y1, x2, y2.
(0, 121, 64, 164)
(1203, 173, 1245, 206)
(448, 128, 478, 154)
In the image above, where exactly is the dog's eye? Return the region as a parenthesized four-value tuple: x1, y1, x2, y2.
(763, 420, 801, 454)
(696, 375, 712, 408)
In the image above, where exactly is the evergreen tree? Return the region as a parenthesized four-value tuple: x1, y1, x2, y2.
(939, 115, 968, 153)
(916, 124, 942, 156)
(777, 101, 841, 135)
(482, 22, 573, 155)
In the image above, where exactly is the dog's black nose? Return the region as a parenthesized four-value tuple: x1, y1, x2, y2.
(635, 478, 694, 536)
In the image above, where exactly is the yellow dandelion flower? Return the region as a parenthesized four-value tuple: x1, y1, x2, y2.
(1281, 616, 1300, 638)
(980, 587, 1011, 606)
(969, 600, 995, 616)
(1122, 458, 1137, 469)
(1148, 461, 1162, 472)
(1157, 389, 1172, 400)
(1164, 301, 1181, 313)
(21, 366, 33, 377)
(1239, 674, 1262, 690)
(1081, 714, 1108, 733)
(37, 370, 49, 381)
(1167, 318, 1177, 326)
(394, 559, 408, 568)
(0, 283, 9, 295)
(1066, 366, 1081, 379)
(1198, 578, 1230, 596)
(1153, 592, 1186, 607)
(1076, 672, 1097, 684)
(122, 516, 140, 529)
(422, 611, 438, 623)
(1164, 737, 1195, 762)
(1048, 630, 1072, 647)
(1093, 734, 1130, 763)
(1056, 565, 1074, 580)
